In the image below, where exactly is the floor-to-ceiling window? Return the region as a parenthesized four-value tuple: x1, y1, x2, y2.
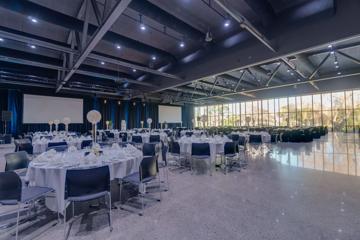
(194, 89, 360, 132)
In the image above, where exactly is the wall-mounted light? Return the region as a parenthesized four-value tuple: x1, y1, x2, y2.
(104, 99, 107, 104)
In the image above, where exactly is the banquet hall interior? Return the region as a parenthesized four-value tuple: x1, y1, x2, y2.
(0, 0, 360, 239)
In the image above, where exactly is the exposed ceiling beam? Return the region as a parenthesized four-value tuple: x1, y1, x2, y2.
(0, 28, 180, 80)
(336, 51, 360, 65)
(0, 54, 155, 87)
(128, 0, 204, 41)
(57, 0, 132, 92)
(265, 63, 281, 86)
(0, 0, 173, 60)
(249, 65, 283, 84)
(214, 0, 276, 52)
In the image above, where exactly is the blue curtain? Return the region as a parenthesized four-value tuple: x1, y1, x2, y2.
(7, 90, 22, 136)
(0, 89, 8, 134)
(182, 104, 194, 128)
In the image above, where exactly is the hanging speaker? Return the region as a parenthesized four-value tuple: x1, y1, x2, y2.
(1, 111, 12, 122)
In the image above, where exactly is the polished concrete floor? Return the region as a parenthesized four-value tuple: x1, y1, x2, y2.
(3, 133, 360, 240)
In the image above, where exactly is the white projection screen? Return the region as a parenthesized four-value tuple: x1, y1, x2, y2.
(23, 94, 83, 124)
(158, 105, 182, 123)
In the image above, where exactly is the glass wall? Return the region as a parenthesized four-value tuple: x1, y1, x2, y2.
(194, 89, 360, 132)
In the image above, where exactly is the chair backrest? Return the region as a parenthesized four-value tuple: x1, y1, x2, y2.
(224, 142, 236, 155)
(249, 134, 262, 143)
(231, 134, 240, 142)
(149, 135, 160, 143)
(139, 156, 157, 181)
(170, 141, 180, 154)
(143, 143, 156, 156)
(65, 166, 110, 199)
(81, 140, 92, 149)
(48, 141, 67, 148)
(18, 142, 33, 155)
(120, 132, 128, 142)
(191, 143, 210, 156)
(0, 172, 22, 202)
(107, 132, 115, 138)
(185, 132, 193, 137)
(238, 135, 247, 146)
(132, 135, 142, 143)
(5, 151, 30, 172)
(47, 145, 68, 152)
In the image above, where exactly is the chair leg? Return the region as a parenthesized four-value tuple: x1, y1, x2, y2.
(119, 180, 123, 207)
(158, 175, 162, 202)
(107, 193, 113, 232)
(140, 184, 145, 216)
(72, 202, 75, 218)
(63, 206, 67, 240)
(15, 203, 20, 240)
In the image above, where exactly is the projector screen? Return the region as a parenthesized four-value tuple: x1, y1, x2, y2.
(158, 105, 182, 123)
(23, 94, 83, 124)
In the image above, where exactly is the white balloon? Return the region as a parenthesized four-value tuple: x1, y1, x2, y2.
(87, 110, 102, 124)
(54, 119, 60, 125)
(63, 117, 71, 125)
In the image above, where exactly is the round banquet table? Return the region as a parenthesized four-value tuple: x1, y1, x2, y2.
(25, 145, 143, 213)
(177, 136, 232, 163)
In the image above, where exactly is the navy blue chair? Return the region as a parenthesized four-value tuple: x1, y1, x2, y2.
(120, 132, 128, 142)
(17, 142, 33, 155)
(118, 156, 161, 216)
(0, 172, 53, 240)
(149, 135, 160, 143)
(222, 142, 240, 174)
(132, 135, 142, 143)
(64, 166, 112, 238)
(48, 141, 67, 148)
(80, 140, 92, 149)
(191, 143, 212, 175)
(142, 143, 156, 157)
(185, 132, 193, 137)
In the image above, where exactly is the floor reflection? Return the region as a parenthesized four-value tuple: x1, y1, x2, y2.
(271, 132, 360, 176)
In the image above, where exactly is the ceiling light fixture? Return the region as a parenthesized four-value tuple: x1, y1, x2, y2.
(0, 38, 4, 42)
(179, 41, 185, 48)
(28, 16, 38, 23)
(330, 51, 335, 54)
(139, 14, 146, 31)
(116, 44, 121, 49)
(328, 44, 333, 48)
(151, 55, 157, 61)
(223, 19, 231, 28)
(100, 61, 105, 65)
(334, 61, 338, 64)
(132, 69, 137, 72)
(337, 72, 341, 75)
(335, 65, 339, 69)
(29, 44, 36, 49)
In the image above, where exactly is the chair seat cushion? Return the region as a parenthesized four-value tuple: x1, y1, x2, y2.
(122, 172, 155, 184)
(21, 186, 53, 203)
(68, 191, 108, 202)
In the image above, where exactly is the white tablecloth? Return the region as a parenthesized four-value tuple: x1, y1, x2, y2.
(177, 136, 231, 163)
(25, 145, 143, 213)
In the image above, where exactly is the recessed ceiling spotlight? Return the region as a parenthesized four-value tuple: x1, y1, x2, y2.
(287, 69, 290, 73)
(140, 23, 146, 31)
(132, 69, 137, 72)
(297, 79, 301, 82)
(328, 44, 333, 48)
(151, 55, 157, 61)
(335, 65, 339, 69)
(334, 61, 338, 64)
(28, 16, 38, 23)
(29, 44, 36, 49)
(100, 61, 105, 65)
(330, 51, 335, 54)
(290, 72, 294, 76)
(223, 19, 231, 28)
(0, 38, 4, 42)
(179, 41, 185, 48)
(337, 72, 341, 75)
(116, 44, 121, 49)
